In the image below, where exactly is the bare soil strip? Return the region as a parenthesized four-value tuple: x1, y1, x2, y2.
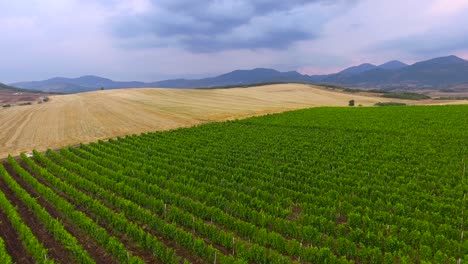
(0, 206, 35, 264)
(0, 163, 74, 263)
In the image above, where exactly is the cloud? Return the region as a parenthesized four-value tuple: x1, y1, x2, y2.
(1, 0, 468, 83)
(111, 0, 358, 52)
(0, 0, 119, 82)
(370, 9, 468, 56)
(426, 0, 468, 16)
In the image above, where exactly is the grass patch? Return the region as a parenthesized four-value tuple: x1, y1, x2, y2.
(434, 96, 468, 100)
(381, 92, 430, 100)
(198, 82, 310, 90)
(375, 102, 407, 106)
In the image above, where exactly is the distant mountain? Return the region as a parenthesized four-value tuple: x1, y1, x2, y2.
(150, 68, 310, 88)
(10, 55, 468, 93)
(320, 60, 408, 84)
(11, 75, 146, 94)
(0, 82, 19, 91)
(394, 55, 468, 85)
(337, 63, 377, 75)
(324, 55, 468, 89)
(0, 82, 50, 104)
(420, 55, 467, 65)
(0, 82, 46, 93)
(12, 69, 311, 93)
(335, 61, 408, 75)
(378, 60, 408, 70)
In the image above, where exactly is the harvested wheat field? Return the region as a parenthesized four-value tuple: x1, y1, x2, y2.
(0, 83, 465, 158)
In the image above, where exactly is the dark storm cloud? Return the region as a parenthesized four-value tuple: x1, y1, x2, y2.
(112, 0, 356, 52)
(186, 30, 312, 52)
(7, 0, 468, 84)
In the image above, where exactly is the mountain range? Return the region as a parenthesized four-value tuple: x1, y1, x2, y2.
(9, 55, 468, 94)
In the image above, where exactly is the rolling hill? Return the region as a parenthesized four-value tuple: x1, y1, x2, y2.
(324, 55, 468, 89)
(11, 69, 310, 93)
(2, 83, 453, 158)
(0, 82, 43, 93)
(152, 68, 310, 88)
(0, 82, 49, 104)
(11, 76, 147, 94)
(1, 104, 467, 263)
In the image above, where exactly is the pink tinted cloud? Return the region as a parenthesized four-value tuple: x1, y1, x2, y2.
(456, 50, 468, 60)
(426, 0, 468, 16)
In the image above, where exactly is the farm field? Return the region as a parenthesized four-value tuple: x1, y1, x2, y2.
(0, 105, 467, 263)
(1, 83, 465, 159)
(0, 90, 44, 105)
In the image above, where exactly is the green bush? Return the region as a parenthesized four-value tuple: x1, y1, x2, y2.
(375, 102, 407, 106)
(382, 92, 430, 100)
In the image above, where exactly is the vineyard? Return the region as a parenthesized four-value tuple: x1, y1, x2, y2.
(0, 105, 467, 263)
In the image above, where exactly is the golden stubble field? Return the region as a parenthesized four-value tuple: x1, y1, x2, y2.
(0, 83, 465, 158)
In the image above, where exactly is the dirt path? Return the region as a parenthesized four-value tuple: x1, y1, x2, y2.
(0, 203, 35, 264)
(0, 84, 466, 158)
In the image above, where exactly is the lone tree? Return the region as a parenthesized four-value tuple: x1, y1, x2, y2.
(348, 99, 355, 106)
(100, 87, 104, 90)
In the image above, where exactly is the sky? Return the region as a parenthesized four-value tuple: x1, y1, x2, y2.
(1, 0, 468, 83)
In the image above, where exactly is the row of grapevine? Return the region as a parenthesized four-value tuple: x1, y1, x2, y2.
(77, 130, 428, 262)
(30, 150, 236, 264)
(46, 147, 351, 263)
(7, 155, 145, 264)
(86, 131, 400, 262)
(0, 105, 466, 263)
(0, 235, 13, 264)
(19, 153, 182, 264)
(89, 105, 467, 263)
(0, 162, 95, 263)
(0, 183, 53, 263)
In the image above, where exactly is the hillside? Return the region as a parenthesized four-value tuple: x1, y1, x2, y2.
(324, 55, 468, 88)
(0, 82, 47, 104)
(152, 68, 310, 88)
(1, 83, 451, 158)
(1, 105, 467, 263)
(11, 69, 310, 93)
(336, 63, 378, 75)
(378, 60, 408, 70)
(0, 82, 19, 91)
(0, 82, 45, 93)
(11, 76, 147, 94)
